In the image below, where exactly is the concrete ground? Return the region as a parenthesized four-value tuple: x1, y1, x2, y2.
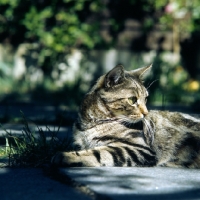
(61, 167, 200, 200)
(0, 167, 200, 200)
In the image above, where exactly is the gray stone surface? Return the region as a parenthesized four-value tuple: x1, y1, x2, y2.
(61, 167, 200, 200)
(0, 167, 200, 200)
(0, 168, 90, 200)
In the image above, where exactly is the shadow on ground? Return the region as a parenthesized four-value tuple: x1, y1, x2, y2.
(0, 168, 90, 200)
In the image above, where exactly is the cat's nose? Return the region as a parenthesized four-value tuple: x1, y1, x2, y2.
(143, 109, 149, 116)
(140, 105, 148, 116)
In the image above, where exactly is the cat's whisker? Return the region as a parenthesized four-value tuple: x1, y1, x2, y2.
(143, 118, 155, 145)
(149, 118, 156, 132)
(143, 118, 150, 132)
(146, 79, 159, 90)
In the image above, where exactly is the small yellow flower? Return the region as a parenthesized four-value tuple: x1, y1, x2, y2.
(188, 80, 200, 91)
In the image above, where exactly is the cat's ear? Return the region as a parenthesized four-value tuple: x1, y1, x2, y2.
(104, 64, 125, 88)
(131, 64, 152, 79)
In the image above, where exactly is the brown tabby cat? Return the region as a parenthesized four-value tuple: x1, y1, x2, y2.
(52, 64, 200, 168)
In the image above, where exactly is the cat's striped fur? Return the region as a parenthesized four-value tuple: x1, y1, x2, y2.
(52, 64, 200, 168)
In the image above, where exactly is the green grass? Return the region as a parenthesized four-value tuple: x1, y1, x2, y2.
(0, 115, 72, 168)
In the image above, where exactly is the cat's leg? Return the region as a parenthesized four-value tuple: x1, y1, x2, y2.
(52, 148, 109, 167)
(51, 144, 157, 167)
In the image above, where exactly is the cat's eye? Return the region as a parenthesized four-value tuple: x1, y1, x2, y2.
(127, 96, 137, 105)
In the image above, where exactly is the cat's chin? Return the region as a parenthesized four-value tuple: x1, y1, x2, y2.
(129, 114, 144, 123)
(117, 115, 143, 124)
(131, 118, 143, 123)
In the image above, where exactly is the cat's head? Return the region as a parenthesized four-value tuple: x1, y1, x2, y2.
(81, 64, 152, 124)
(86, 65, 152, 122)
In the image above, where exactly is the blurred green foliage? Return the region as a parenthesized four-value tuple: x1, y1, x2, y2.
(0, 0, 200, 110)
(1, 0, 200, 74)
(0, 0, 105, 75)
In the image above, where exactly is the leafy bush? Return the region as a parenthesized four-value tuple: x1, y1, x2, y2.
(0, 0, 105, 76)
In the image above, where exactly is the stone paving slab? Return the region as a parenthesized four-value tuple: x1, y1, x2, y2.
(0, 164, 200, 200)
(60, 167, 200, 200)
(0, 168, 90, 200)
